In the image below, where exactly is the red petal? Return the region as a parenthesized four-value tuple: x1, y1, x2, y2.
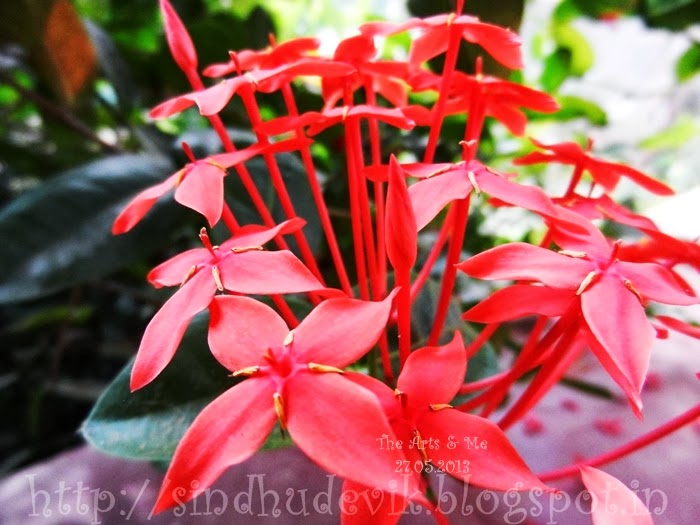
(218, 249, 324, 295)
(457, 242, 590, 288)
(477, 171, 558, 219)
(592, 159, 674, 196)
(293, 291, 398, 368)
(131, 270, 216, 390)
(408, 170, 471, 230)
(153, 378, 276, 514)
(344, 372, 401, 421)
(464, 284, 575, 323)
(112, 173, 178, 234)
(174, 162, 224, 227)
(487, 103, 528, 135)
(340, 480, 405, 525)
(617, 261, 698, 306)
(147, 247, 210, 288)
(579, 466, 653, 525)
(409, 28, 449, 66)
(208, 295, 288, 372)
(159, 0, 197, 72)
(461, 23, 523, 69)
(656, 315, 700, 339)
(397, 332, 465, 406)
(581, 275, 654, 416)
(221, 217, 305, 250)
(417, 410, 547, 491)
(191, 78, 248, 116)
(149, 94, 197, 119)
(286, 372, 420, 499)
(386, 156, 417, 272)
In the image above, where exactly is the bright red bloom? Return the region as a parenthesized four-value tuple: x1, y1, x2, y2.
(112, 139, 303, 233)
(360, 13, 522, 70)
(150, 61, 355, 119)
(203, 36, 321, 77)
(458, 213, 698, 413)
(385, 156, 417, 275)
(131, 219, 333, 391)
(153, 291, 421, 514)
(552, 193, 660, 234)
(409, 70, 559, 136)
(321, 34, 410, 108)
(340, 333, 547, 523)
(579, 466, 653, 525)
(514, 137, 674, 195)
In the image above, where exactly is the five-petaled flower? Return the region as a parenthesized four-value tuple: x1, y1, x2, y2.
(153, 290, 422, 514)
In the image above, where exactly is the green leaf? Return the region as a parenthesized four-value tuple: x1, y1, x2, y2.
(639, 115, 698, 149)
(554, 95, 608, 125)
(540, 48, 572, 92)
(551, 23, 594, 76)
(645, 0, 695, 16)
(677, 43, 700, 82)
(81, 313, 231, 460)
(0, 153, 182, 304)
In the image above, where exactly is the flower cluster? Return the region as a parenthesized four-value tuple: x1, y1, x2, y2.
(112, 1, 699, 523)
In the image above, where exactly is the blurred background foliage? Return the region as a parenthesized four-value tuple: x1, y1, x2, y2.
(0, 0, 699, 474)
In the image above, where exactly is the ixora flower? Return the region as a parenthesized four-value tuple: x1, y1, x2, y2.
(131, 219, 335, 391)
(579, 466, 653, 525)
(514, 137, 674, 196)
(340, 333, 548, 524)
(459, 209, 698, 416)
(112, 138, 304, 233)
(153, 291, 422, 514)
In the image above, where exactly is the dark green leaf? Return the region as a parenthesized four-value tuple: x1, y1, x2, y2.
(0, 153, 182, 304)
(645, 0, 695, 16)
(677, 43, 700, 82)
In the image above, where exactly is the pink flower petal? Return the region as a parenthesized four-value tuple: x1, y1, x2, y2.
(417, 409, 547, 491)
(147, 247, 210, 288)
(286, 372, 420, 499)
(159, 0, 197, 72)
(408, 170, 471, 230)
(112, 173, 179, 234)
(397, 332, 465, 407)
(457, 242, 590, 289)
(218, 250, 325, 295)
(131, 270, 216, 391)
(221, 218, 305, 251)
(174, 162, 224, 227)
(579, 466, 653, 525)
(293, 291, 398, 368)
(153, 378, 276, 514)
(464, 284, 575, 323)
(617, 261, 698, 306)
(208, 295, 289, 372)
(581, 275, 654, 416)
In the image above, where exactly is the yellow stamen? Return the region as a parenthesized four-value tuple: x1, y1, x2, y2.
(273, 392, 286, 430)
(211, 266, 224, 291)
(467, 170, 481, 196)
(243, 72, 259, 87)
(447, 12, 457, 25)
(174, 168, 187, 186)
(558, 250, 587, 258)
(180, 265, 197, 287)
(206, 159, 227, 171)
(413, 429, 430, 464)
(576, 271, 597, 295)
(230, 366, 259, 378)
(283, 330, 294, 346)
(623, 279, 644, 304)
(341, 106, 350, 121)
(393, 388, 404, 397)
(429, 403, 453, 411)
(231, 245, 264, 253)
(307, 363, 344, 374)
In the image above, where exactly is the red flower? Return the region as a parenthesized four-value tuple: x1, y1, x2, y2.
(360, 13, 522, 70)
(514, 137, 674, 195)
(131, 219, 333, 390)
(159, 0, 197, 73)
(340, 333, 547, 523)
(112, 139, 304, 233)
(153, 291, 422, 514)
(321, 34, 410, 108)
(458, 213, 698, 413)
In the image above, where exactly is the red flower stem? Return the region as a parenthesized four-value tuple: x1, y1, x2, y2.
(427, 194, 471, 346)
(409, 205, 455, 302)
(538, 402, 700, 482)
(280, 83, 354, 297)
(220, 203, 240, 233)
(459, 370, 510, 394)
(563, 162, 585, 197)
(423, 24, 463, 164)
(364, 81, 388, 297)
(498, 329, 583, 430)
(238, 85, 325, 291)
(183, 70, 290, 252)
(464, 322, 499, 358)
